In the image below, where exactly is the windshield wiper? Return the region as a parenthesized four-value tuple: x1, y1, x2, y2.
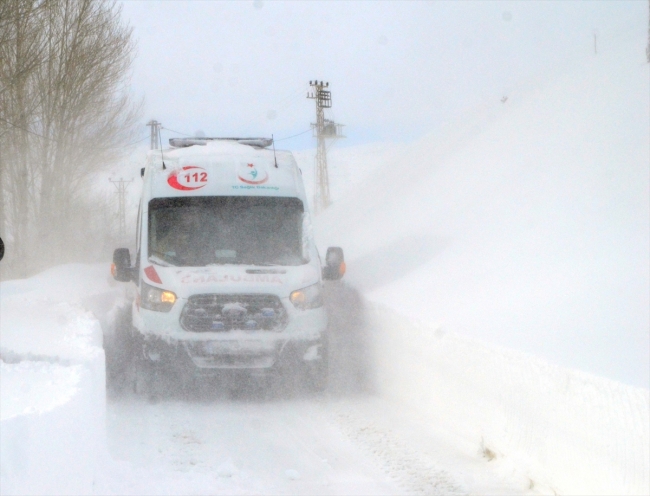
(207, 261, 278, 267)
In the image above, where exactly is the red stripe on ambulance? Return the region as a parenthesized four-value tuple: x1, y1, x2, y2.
(144, 265, 162, 284)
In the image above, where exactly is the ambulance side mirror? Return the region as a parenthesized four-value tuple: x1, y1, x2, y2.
(112, 248, 136, 282)
(322, 247, 345, 281)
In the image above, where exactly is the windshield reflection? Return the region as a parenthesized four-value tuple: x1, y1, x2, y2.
(148, 196, 305, 267)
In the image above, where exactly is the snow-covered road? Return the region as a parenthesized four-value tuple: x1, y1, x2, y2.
(103, 396, 431, 495)
(101, 393, 525, 496)
(2, 265, 648, 495)
(97, 283, 517, 496)
(94, 278, 648, 496)
(98, 282, 405, 495)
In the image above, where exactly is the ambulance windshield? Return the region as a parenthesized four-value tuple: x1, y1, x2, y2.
(148, 196, 305, 267)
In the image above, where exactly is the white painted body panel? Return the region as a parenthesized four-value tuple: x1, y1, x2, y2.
(132, 140, 326, 369)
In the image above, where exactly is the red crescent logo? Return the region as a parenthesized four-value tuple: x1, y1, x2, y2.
(168, 166, 208, 191)
(237, 163, 269, 185)
(239, 175, 269, 185)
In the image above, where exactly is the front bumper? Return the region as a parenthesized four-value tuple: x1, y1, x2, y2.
(133, 294, 327, 371)
(137, 332, 326, 371)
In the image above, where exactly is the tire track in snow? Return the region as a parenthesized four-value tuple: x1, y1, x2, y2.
(330, 404, 465, 496)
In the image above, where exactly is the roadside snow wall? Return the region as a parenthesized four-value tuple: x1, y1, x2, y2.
(367, 305, 649, 495)
(309, 33, 649, 495)
(0, 264, 124, 495)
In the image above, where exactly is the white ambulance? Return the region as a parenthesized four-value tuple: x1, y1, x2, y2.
(111, 137, 345, 393)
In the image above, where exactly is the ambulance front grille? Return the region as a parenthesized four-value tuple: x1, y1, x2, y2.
(180, 294, 287, 332)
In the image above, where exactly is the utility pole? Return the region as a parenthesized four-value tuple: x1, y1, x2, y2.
(146, 119, 161, 150)
(308, 81, 331, 214)
(307, 81, 345, 214)
(647, 0, 650, 63)
(109, 177, 133, 240)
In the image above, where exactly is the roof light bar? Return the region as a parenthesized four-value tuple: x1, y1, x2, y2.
(169, 137, 273, 149)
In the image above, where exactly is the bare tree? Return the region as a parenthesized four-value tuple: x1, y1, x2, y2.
(647, 0, 650, 63)
(0, 0, 140, 278)
(0, 0, 48, 275)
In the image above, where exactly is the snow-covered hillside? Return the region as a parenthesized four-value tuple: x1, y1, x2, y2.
(300, 34, 649, 389)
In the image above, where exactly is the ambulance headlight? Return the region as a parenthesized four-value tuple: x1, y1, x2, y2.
(290, 283, 323, 310)
(141, 282, 177, 312)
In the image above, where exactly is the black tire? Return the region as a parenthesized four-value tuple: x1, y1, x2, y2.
(308, 363, 328, 392)
(133, 355, 150, 395)
(105, 307, 137, 393)
(133, 355, 162, 401)
(305, 340, 329, 393)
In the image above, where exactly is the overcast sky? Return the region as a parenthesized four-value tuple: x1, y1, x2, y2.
(120, 1, 646, 150)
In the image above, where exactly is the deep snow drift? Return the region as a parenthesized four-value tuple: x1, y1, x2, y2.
(299, 33, 649, 389)
(0, 265, 118, 495)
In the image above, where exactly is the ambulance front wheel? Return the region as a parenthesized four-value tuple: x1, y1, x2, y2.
(305, 341, 329, 393)
(133, 355, 160, 399)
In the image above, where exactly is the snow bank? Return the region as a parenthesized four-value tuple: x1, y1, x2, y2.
(368, 304, 649, 495)
(0, 264, 125, 495)
(307, 32, 649, 494)
(1, 362, 100, 495)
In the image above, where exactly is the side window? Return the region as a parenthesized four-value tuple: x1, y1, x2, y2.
(135, 200, 142, 252)
(301, 212, 313, 263)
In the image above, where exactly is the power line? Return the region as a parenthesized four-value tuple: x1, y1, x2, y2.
(271, 87, 310, 116)
(161, 126, 192, 137)
(274, 85, 310, 108)
(0, 116, 149, 149)
(274, 128, 311, 142)
(118, 135, 151, 148)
